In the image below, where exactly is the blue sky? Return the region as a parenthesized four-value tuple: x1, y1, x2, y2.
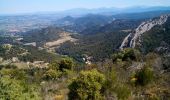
(0, 0, 170, 14)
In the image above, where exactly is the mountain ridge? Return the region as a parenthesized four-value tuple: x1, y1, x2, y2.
(120, 14, 170, 49)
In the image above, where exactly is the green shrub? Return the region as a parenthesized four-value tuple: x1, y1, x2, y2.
(68, 69, 105, 100)
(0, 76, 41, 100)
(104, 68, 131, 100)
(0, 69, 27, 80)
(103, 68, 117, 91)
(135, 66, 154, 86)
(43, 69, 61, 80)
(48, 61, 59, 70)
(58, 58, 74, 71)
(114, 84, 131, 100)
(112, 48, 141, 63)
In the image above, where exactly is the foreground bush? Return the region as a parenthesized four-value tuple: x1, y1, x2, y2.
(0, 76, 41, 100)
(68, 69, 105, 100)
(104, 68, 131, 100)
(135, 66, 154, 86)
(43, 69, 61, 80)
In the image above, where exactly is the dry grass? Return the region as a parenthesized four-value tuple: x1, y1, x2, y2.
(45, 32, 77, 48)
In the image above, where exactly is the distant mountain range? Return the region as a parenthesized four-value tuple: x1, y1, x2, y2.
(0, 6, 170, 33)
(58, 6, 170, 16)
(1, 6, 170, 17)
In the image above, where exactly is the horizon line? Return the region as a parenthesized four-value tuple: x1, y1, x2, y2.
(0, 5, 170, 16)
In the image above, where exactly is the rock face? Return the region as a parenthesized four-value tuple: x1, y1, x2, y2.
(120, 15, 169, 50)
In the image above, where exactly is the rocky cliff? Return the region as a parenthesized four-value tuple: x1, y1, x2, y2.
(120, 14, 170, 50)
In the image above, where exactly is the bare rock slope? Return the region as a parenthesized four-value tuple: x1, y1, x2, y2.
(120, 14, 170, 49)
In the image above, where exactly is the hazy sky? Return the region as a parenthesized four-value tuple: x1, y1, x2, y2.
(1, 0, 170, 14)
